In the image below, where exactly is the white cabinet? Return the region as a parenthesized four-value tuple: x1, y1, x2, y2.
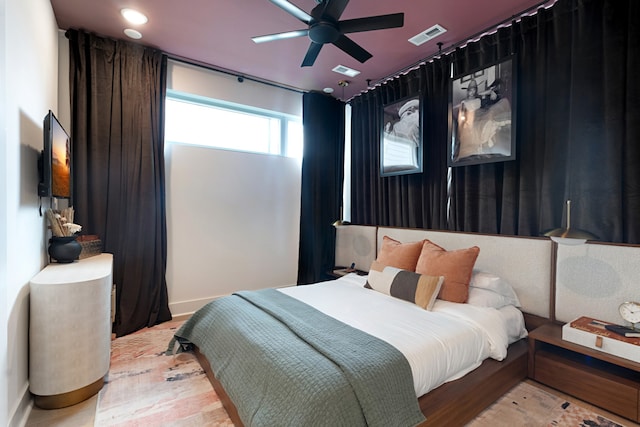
(29, 253, 113, 409)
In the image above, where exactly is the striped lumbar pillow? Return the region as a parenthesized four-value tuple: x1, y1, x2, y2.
(366, 260, 444, 310)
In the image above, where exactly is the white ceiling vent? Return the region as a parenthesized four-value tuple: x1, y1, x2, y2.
(408, 24, 447, 46)
(332, 65, 360, 78)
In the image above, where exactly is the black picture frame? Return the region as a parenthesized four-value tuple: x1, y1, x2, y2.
(380, 94, 423, 177)
(448, 55, 517, 167)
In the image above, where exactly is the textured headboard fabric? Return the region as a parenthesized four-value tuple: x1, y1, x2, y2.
(334, 226, 552, 318)
(555, 243, 640, 324)
(334, 225, 377, 271)
(376, 228, 553, 318)
(335, 226, 640, 324)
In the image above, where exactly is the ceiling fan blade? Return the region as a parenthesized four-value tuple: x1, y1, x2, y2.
(332, 35, 372, 63)
(320, 0, 350, 21)
(252, 29, 309, 44)
(339, 13, 404, 34)
(267, 0, 313, 24)
(301, 42, 323, 67)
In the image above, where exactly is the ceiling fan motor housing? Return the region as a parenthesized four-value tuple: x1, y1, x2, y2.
(309, 21, 340, 44)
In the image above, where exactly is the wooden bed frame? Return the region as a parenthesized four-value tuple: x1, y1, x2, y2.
(193, 311, 548, 426)
(190, 225, 554, 426)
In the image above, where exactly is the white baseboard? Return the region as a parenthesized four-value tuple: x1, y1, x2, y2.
(8, 383, 32, 427)
(168, 285, 297, 319)
(168, 296, 220, 318)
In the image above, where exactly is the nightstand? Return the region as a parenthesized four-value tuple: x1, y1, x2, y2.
(329, 267, 368, 278)
(528, 323, 640, 422)
(29, 254, 113, 409)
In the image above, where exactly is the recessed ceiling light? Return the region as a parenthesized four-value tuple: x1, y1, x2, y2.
(121, 8, 148, 25)
(323, 87, 334, 93)
(332, 65, 360, 78)
(124, 28, 143, 39)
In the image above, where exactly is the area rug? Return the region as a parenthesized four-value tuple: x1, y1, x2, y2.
(94, 319, 233, 426)
(468, 381, 627, 427)
(95, 319, 631, 426)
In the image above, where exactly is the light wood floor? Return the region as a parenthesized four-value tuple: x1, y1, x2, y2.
(526, 380, 639, 427)
(25, 378, 639, 427)
(26, 311, 638, 427)
(26, 394, 96, 427)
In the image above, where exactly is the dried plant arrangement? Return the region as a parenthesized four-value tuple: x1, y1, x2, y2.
(46, 207, 82, 237)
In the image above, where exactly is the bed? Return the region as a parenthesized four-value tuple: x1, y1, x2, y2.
(171, 228, 553, 426)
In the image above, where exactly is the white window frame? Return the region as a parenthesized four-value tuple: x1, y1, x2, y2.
(165, 90, 302, 159)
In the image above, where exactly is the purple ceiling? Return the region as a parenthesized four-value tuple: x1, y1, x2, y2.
(50, 0, 549, 100)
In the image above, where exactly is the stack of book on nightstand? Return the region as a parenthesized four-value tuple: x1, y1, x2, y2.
(562, 316, 640, 363)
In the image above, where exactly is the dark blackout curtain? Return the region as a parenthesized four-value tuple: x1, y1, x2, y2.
(350, 0, 640, 244)
(68, 29, 172, 336)
(450, 0, 640, 241)
(297, 93, 345, 284)
(351, 61, 451, 229)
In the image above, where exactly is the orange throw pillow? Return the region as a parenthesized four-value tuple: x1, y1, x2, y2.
(375, 236, 424, 271)
(415, 240, 480, 303)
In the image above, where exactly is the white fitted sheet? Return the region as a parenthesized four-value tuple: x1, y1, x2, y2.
(278, 273, 527, 397)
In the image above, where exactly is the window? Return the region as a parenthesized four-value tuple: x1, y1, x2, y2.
(164, 91, 303, 160)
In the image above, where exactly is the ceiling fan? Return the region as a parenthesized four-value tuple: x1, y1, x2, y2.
(252, 0, 404, 67)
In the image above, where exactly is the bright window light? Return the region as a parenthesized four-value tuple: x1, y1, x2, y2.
(164, 93, 303, 161)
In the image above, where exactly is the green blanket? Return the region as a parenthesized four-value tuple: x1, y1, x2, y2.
(170, 288, 425, 427)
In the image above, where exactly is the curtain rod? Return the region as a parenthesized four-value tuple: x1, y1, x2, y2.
(64, 29, 306, 96)
(351, 0, 555, 101)
(166, 54, 306, 95)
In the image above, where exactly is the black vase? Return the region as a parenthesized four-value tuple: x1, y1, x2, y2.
(48, 236, 82, 263)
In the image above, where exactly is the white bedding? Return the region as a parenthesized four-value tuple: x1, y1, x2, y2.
(278, 273, 527, 397)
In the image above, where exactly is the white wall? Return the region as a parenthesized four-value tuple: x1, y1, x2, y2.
(167, 60, 302, 117)
(165, 144, 301, 314)
(2, 0, 61, 425)
(0, 0, 7, 422)
(165, 60, 303, 316)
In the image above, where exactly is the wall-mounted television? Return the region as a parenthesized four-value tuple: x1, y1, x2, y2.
(38, 110, 72, 200)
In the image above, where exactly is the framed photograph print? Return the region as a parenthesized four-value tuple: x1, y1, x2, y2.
(448, 55, 517, 167)
(380, 94, 423, 177)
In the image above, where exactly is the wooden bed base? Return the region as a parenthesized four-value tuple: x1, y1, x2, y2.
(194, 338, 528, 427)
(417, 339, 528, 426)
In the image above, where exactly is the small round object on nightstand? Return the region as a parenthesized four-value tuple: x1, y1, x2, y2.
(619, 301, 640, 326)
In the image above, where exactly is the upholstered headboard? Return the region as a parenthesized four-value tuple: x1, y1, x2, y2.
(335, 225, 553, 318)
(336, 225, 640, 325)
(377, 227, 553, 319)
(334, 225, 377, 271)
(555, 243, 640, 324)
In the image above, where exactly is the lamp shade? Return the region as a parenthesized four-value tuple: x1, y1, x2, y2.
(332, 207, 350, 227)
(543, 229, 597, 245)
(543, 200, 597, 245)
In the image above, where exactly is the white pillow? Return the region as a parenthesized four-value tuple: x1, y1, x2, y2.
(467, 287, 517, 309)
(469, 271, 521, 307)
